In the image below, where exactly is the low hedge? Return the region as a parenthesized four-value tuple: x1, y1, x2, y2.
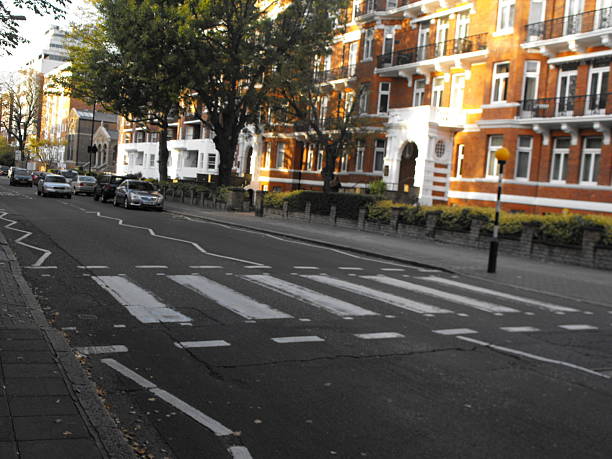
(264, 190, 378, 220)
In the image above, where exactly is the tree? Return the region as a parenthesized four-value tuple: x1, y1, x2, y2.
(183, 0, 348, 186)
(29, 137, 65, 170)
(0, 0, 70, 53)
(0, 70, 43, 165)
(0, 136, 15, 165)
(61, 0, 191, 181)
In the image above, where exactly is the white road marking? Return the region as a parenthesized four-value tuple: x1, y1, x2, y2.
(244, 275, 377, 317)
(303, 275, 452, 315)
(421, 276, 578, 313)
(102, 359, 238, 436)
(61, 327, 77, 331)
(24, 266, 57, 269)
(381, 268, 405, 272)
(175, 340, 230, 349)
(500, 326, 540, 333)
(272, 336, 325, 343)
(293, 266, 319, 270)
(135, 265, 168, 269)
(113, 324, 126, 328)
(299, 318, 311, 322)
(354, 332, 404, 340)
(228, 446, 253, 459)
(92, 276, 192, 323)
(244, 265, 271, 269)
(0, 211, 52, 267)
(77, 266, 109, 269)
(169, 275, 291, 320)
(338, 267, 363, 271)
(434, 328, 478, 336)
(180, 322, 192, 326)
(457, 336, 610, 380)
(75, 345, 128, 355)
(188, 266, 222, 269)
(558, 324, 598, 331)
(363, 275, 518, 314)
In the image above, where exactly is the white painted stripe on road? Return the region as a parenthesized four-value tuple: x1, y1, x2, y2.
(188, 266, 222, 269)
(338, 267, 363, 270)
(0, 211, 52, 267)
(272, 336, 325, 343)
(175, 340, 230, 349)
(354, 332, 404, 340)
(559, 324, 598, 331)
(244, 265, 271, 269)
(169, 275, 291, 320)
(363, 275, 518, 314)
(421, 276, 578, 313)
(303, 275, 452, 315)
(228, 446, 253, 459)
(61, 327, 77, 331)
(101, 359, 235, 436)
(244, 275, 377, 317)
(77, 266, 109, 269)
(135, 265, 168, 269)
(380, 268, 405, 272)
(457, 336, 610, 380)
(113, 324, 126, 328)
(24, 266, 57, 269)
(75, 345, 128, 355)
(500, 326, 540, 333)
(92, 276, 192, 323)
(293, 266, 319, 270)
(434, 328, 478, 336)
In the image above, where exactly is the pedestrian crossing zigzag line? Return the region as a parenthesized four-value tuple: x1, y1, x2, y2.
(0, 211, 52, 267)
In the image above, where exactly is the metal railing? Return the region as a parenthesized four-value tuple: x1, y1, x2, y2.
(525, 6, 612, 41)
(314, 65, 357, 83)
(377, 33, 488, 68)
(354, 0, 409, 17)
(517, 93, 611, 118)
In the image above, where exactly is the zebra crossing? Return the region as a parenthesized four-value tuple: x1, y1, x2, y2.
(90, 269, 596, 326)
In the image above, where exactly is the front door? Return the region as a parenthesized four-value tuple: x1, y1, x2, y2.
(454, 12, 470, 53)
(417, 22, 430, 61)
(557, 69, 577, 115)
(435, 17, 449, 57)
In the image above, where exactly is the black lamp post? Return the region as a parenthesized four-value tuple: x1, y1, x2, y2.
(87, 102, 97, 173)
(487, 146, 510, 274)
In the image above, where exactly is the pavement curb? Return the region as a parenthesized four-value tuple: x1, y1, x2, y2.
(0, 228, 135, 459)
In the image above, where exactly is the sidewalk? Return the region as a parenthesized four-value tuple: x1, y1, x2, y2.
(0, 231, 133, 458)
(166, 202, 612, 306)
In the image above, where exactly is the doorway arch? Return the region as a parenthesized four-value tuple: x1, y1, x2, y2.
(398, 141, 418, 192)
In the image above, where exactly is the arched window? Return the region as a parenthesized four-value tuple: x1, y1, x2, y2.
(434, 141, 446, 160)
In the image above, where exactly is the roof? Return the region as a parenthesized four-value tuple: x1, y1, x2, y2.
(73, 110, 118, 123)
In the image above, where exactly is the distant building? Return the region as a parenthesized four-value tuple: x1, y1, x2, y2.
(25, 26, 70, 74)
(65, 109, 118, 171)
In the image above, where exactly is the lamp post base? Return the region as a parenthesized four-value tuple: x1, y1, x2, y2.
(487, 240, 499, 273)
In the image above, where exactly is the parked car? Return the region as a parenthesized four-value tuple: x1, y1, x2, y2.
(37, 174, 72, 198)
(8, 167, 33, 186)
(0, 165, 9, 176)
(114, 180, 164, 211)
(58, 170, 78, 185)
(93, 175, 125, 202)
(31, 171, 47, 185)
(72, 175, 97, 195)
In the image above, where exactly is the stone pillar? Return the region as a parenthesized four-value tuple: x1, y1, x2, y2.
(390, 207, 402, 232)
(200, 191, 206, 208)
(282, 201, 289, 219)
(190, 189, 196, 205)
(358, 207, 368, 231)
(425, 210, 441, 238)
(581, 226, 604, 267)
(228, 188, 244, 211)
(469, 218, 486, 246)
(329, 205, 337, 226)
(305, 202, 312, 222)
(520, 222, 540, 256)
(254, 191, 265, 217)
(179, 189, 185, 203)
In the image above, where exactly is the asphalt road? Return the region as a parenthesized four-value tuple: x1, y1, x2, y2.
(1, 176, 612, 459)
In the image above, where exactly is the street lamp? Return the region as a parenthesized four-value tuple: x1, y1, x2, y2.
(87, 101, 97, 173)
(487, 146, 510, 274)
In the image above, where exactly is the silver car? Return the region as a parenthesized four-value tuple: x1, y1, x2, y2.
(113, 180, 163, 211)
(72, 175, 97, 195)
(37, 174, 72, 198)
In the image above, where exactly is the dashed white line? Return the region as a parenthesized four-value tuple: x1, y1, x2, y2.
(380, 268, 405, 272)
(188, 266, 222, 269)
(0, 211, 52, 267)
(75, 345, 128, 355)
(558, 324, 598, 331)
(293, 266, 319, 270)
(272, 336, 325, 344)
(500, 326, 540, 333)
(77, 266, 109, 269)
(135, 265, 168, 269)
(113, 324, 126, 329)
(434, 328, 478, 336)
(61, 327, 77, 331)
(24, 266, 57, 269)
(338, 267, 363, 271)
(354, 332, 404, 340)
(244, 265, 271, 269)
(175, 340, 230, 349)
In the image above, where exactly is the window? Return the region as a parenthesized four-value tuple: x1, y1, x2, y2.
(435, 17, 449, 57)
(378, 82, 390, 114)
(135, 151, 144, 166)
(587, 62, 609, 114)
(149, 154, 156, 168)
(432, 77, 444, 107)
(515, 136, 533, 179)
(207, 153, 217, 170)
(550, 137, 570, 182)
(150, 132, 159, 142)
(319, 96, 329, 120)
(456, 144, 464, 177)
(413, 79, 425, 106)
(417, 22, 430, 60)
(344, 92, 355, 116)
(557, 67, 577, 115)
(491, 62, 510, 103)
(262, 142, 270, 168)
(521, 61, 540, 110)
(135, 131, 145, 143)
(355, 140, 365, 171)
(316, 149, 324, 170)
(184, 150, 198, 168)
(580, 137, 602, 184)
(374, 139, 386, 171)
(486, 135, 504, 177)
(450, 74, 465, 109)
(348, 41, 359, 76)
(363, 29, 374, 60)
(275, 143, 285, 168)
(340, 152, 348, 172)
(528, 0, 546, 24)
(359, 87, 369, 114)
(382, 28, 394, 56)
(455, 12, 470, 40)
(306, 145, 314, 171)
(184, 125, 200, 140)
(497, 0, 516, 32)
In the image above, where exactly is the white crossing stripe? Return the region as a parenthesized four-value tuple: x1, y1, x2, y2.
(229, 446, 253, 459)
(175, 340, 230, 349)
(354, 332, 404, 340)
(380, 268, 405, 272)
(500, 326, 540, 333)
(434, 328, 478, 336)
(77, 266, 109, 269)
(75, 345, 128, 355)
(188, 266, 222, 269)
(338, 267, 363, 270)
(244, 265, 271, 269)
(244, 275, 377, 317)
(92, 276, 192, 323)
(303, 275, 452, 315)
(363, 275, 518, 314)
(559, 324, 598, 331)
(293, 266, 319, 270)
(169, 275, 291, 320)
(135, 265, 168, 269)
(421, 276, 578, 313)
(272, 336, 324, 343)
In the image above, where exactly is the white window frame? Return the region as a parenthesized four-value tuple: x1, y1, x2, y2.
(515, 136, 533, 180)
(355, 140, 365, 172)
(456, 144, 464, 178)
(521, 60, 540, 110)
(550, 137, 570, 183)
(432, 77, 444, 108)
(306, 145, 314, 171)
(497, 0, 516, 33)
(359, 88, 369, 114)
(363, 29, 374, 61)
(319, 96, 329, 121)
(378, 82, 391, 114)
(455, 12, 470, 40)
(373, 139, 386, 172)
(149, 154, 156, 168)
(528, 0, 546, 24)
(348, 41, 359, 76)
(340, 152, 348, 172)
(417, 22, 430, 60)
(275, 143, 286, 168)
(491, 62, 510, 104)
(580, 136, 602, 184)
(207, 153, 217, 170)
(486, 135, 504, 177)
(450, 73, 465, 109)
(413, 79, 425, 106)
(316, 149, 324, 171)
(586, 64, 609, 115)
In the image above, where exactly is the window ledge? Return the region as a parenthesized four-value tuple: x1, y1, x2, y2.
(492, 29, 514, 37)
(482, 102, 521, 109)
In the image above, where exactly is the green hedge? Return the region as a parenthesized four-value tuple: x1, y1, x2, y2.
(264, 190, 378, 220)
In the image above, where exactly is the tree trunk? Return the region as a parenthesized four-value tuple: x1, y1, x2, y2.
(213, 131, 237, 187)
(321, 144, 337, 193)
(158, 125, 169, 182)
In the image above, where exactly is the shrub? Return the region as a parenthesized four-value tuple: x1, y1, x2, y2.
(367, 200, 413, 224)
(368, 179, 387, 197)
(263, 191, 378, 219)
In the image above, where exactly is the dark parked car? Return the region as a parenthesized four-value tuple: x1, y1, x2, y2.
(0, 165, 9, 176)
(8, 167, 33, 186)
(93, 175, 125, 202)
(113, 180, 164, 211)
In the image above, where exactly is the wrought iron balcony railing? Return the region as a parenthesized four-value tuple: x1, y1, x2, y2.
(377, 33, 488, 68)
(354, 0, 409, 17)
(313, 65, 357, 83)
(517, 93, 611, 118)
(525, 6, 612, 41)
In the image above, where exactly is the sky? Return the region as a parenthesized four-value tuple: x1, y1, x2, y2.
(2, 0, 94, 73)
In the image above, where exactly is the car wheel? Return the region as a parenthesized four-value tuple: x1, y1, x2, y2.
(113, 196, 118, 207)
(155, 207, 163, 212)
(67, 193, 72, 199)
(101, 194, 107, 203)
(123, 197, 130, 209)
(37, 189, 41, 196)
(93, 192, 100, 201)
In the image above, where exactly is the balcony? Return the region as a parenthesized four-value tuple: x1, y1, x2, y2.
(388, 106, 466, 129)
(376, 33, 488, 77)
(353, 0, 410, 20)
(523, 7, 612, 54)
(314, 65, 357, 89)
(294, 117, 347, 133)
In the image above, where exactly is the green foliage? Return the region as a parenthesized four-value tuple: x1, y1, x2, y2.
(368, 180, 387, 197)
(264, 190, 377, 220)
(0, 137, 15, 166)
(366, 200, 413, 224)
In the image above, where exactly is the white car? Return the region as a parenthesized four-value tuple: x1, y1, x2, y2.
(37, 174, 72, 198)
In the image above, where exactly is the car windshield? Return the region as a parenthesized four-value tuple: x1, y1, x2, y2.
(60, 171, 77, 179)
(14, 168, 28, 175)
(45, 176, 67, 183)
(129, 182, 155, 191)
(79, 176, 96, 182)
